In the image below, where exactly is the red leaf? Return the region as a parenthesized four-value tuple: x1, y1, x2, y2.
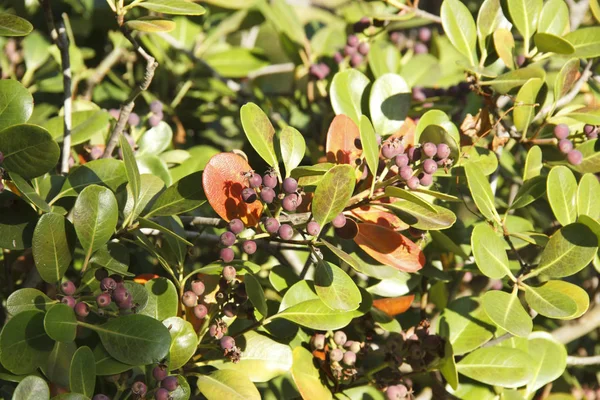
(202, 153, 263, 226)
(349, 205, 409, 231)
(354, 223, 425, 272)
(373, 295, 415, 316)
(325, 114, 362, 165)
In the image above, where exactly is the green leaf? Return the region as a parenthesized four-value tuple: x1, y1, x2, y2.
(564, 27, 600, 58)
(279, 126, 306, 178)
(398, 54, 441, 87)
(69, 346, 95, 397)
(140, 278, 179, 321)
(524, 280, 588, 319)
(137, 121, 173, 156)
(240, 102, 278, 168)
(0, 310, 54, 374)
(196, 370, 260, 400)
(368, 41, 401, 79)
(554, 58, 580, 103)
(438, 296, 495, 355)
(7, 288, 54, 315)
(415, 110, 460, 146)
(359, 116, 379, 177)
(477, 0, 511, 60)
(471, 223, 513, 279)
(368, 73, 410, 136)
(385, 200, 456, 230)
(204, 48, 268, 78)
(457, 347, 534, 388)
(314, 260, 361, 311)
(124, 281, 149, 312)
(577, 173, 600, 219)
(212, 331, 293, 383)
(441, 0, 478, 65)
(44, 110, 110, 145)
(84, 314, 171, 366)
(42, 340, 76, 388)
(10, 172, 51, 212)
(124, 174, 165, 222)
(55, 159, 127, 200)
(13, 376, 50, 400)
(507, 0, 542, 47)
(137, 154, 171, 186)
(51, 393, 88, 400)
(163, 317, 197, 370)
(510, 175, 546, 209)
(138, 0, 206, 15)
(32, 213, 76, 283)
(514, 78, 543, 135)
(385, 186, 437, 212)
(125, 16, 176, 32)
(592, 0, 600, 23)
(22, 31, 50, 73)
(440, 340, 459, 390)
(0, 190, 37, 249)
(90, 242, 133, 277)
(44, 303, 77, 342)
(244, 272, 268, 319)
(93, 343, 132, 376)
(0, 13, 33, 36)
(547, 166, 577, 225)
(482, 290, 532, 337)
(0, 79, 33, 130)
(279, 280, 319, 312)
(120, 134, 141, 210)
(523, 145, 543, 180)
(522, 334, 566, 396)
(312, 164, 356, 227)
(73, 185, 118, 265)
(570, 139, 600, 174)
(291, 347, 332, 400)
(524, 223, 597, 279)
(274, 298, 357, 330)
(0, 124, 60, 180)
(481, 66, 545, 94)
(537, 0, 569, 35)
(145, 170, 205, 217)
(458, 146, 499, 176)
(138, 217, 193, 247)
(533, 33, 574, 54)
(464, 163, 501, 223)
(493, 29, 516, 69)
(330, 69, 370, 125)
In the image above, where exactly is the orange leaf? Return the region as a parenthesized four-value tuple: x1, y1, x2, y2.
(373, 295, 415, 316)
(325, 114, 362, 165)
(349, 205, 409, 231)
(134, 273, 160, 284)
(389, 117, 417, 146)
(354, 223, 425, 272)
(202, 153, 263, 226)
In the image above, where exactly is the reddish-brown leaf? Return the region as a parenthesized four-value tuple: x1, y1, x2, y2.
(349, 205, 409, 231)
(388, 117, 417, 146)
(202, 153, 263, 226)
(134, 273, 160, 284)
(373, 295, 415, 316)
(334, 217, 359, 239)
(325, 114, 362, 165)
(354, 223, 425, 272)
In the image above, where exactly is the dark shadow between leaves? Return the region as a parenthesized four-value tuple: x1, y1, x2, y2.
(151, 277, 168, 295)
(380, 93, 411, 121)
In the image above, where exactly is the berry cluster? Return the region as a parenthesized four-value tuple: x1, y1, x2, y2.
(311, 330, 363, 384)
(95, 269, 135, 311)
(553, 123, 597, 165)
(390, 26, 432, 55)
(148, 100, 164, 127)
(218, 216, 258, 262)
(151, 364, 180, 399)
(182, 279, 209, 320)
(334, 34, 370, 68)
(385, 321, 444, 373)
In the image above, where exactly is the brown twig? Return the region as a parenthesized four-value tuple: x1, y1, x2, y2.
(102, 24, 158, 158)
(385, 0, 442, 23)
(552, 304, 600, 344)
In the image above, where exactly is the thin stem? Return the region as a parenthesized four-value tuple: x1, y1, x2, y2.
(385, 0, 442, 23)
(567, 355, 600, 366)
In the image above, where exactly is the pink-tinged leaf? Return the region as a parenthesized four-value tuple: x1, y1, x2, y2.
(325, 114, 362, 165)
(349, 206, 410, 231)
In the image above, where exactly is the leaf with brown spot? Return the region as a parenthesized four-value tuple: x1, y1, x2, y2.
(349, 206, 409, 231)
(373, 295, 415, 316)
(354, 223, 425, 272)
(202, 153, 262, 226)
(325, 115, 362, 165)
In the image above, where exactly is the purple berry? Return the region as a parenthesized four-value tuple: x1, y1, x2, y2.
(414, 42, 428, 54)
(344, 45, 356, 57)
(149, 114, 162, 127)
(132, 381, 147, 396)
(155, 388, 170, 400)
(100, 277, 117, 292)
(558, 139, 573, 154)
(400, 166, 413, 180)
(220, 248, 235, 263)
(330, 348, 344, 362)
(422, 159, 438, 174)
(278, 224, 294, 240)
(264, 217, 280, 234)
(248, 173, 262, 188)
(191, 280, 205, 296)
(242, 240, 257, 255)
(260, 187, 276, 204)
(382, 142, 398, 159)
(395, 154, 409, 168)
(419, 172, 433, 186)
(282, 194, 300, 212)
(108, 108, 120, 120)
(194, 304, 208, 319)
(112, 287, 130, 303)
(567, 149, 583, 165)
(584, 124, 598, 139)
(312, 334, 326, 350)
(220, 231, 236, 246)
(220, 335, 236, 350)
(283, 177, 298, 194)
(149, 100, 163, 114)
(418, 27, 432, 42)
(75, 302, 89, 317)
(162, 376, 179, 391)
(222, 303, 237, 318)
(228, 219, 244, 235)
(553, 124, 569, 139)
(436, 143, 451, 159)
(422, 142, 437, 158)
(350, 54, 363, 67)
(333, 330, 347, 345)
(354, 16, 371, 32)
(152, 365, 168, 381)
(61, 280, 76, 296)
(307, 221, 320, 236)
(358, 42, 370, 55)
(223, 265, 237, 281)
(406, 176, 420, 190)
(333, 52, 344, 64)
(182, 291, 198, 307)
(117, 296, 133, 310)
(343, 350, 356, 366)
(263, 173, 277, 188)
(61, 296, 76, 309)
(347, 35, 359, 47)
(242, 188, 257, 203)
(96, 293, 111, 308)
(386, 384, 408, 399)
(332, 213, 346, 229)
(128, 112, 140, 127)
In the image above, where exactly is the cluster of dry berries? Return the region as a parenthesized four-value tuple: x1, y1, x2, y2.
(390, 26, 432, 55)
(311, 330, 363, 384)
(552, 123, 595, 165)
(385, 321, 445, 374)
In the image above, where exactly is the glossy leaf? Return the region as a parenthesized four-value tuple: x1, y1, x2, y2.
(13, 376, 50, 400)
(368, 73, 410, 136)
(32, 213, 76, 283)
(0, 13, 33, 36)
(482, 290, 532, 337)
(0, 79, 33, 130)
(280, 126, 305, 178)
(547, 166, 577, 225)
(137, 154, 171, 186)
(481, 66, 545, 94)
(0, 124, 60, 180)
(385, 200, 456, 230)
(120, 134, 141, 206)
(245, 272, 268, 318)
(368, 41, 401, 79)
(534, 33, 574, 55)
(140, 278, 179, 321)
(507, 0, 542, 46)
(494, 29, 515, 69)
(441, 0, 478, 65)
(359, 116, 379, 177)
(124, 174, 164, 222)
(291, 347, 332, 400)
(125, 16, 176, 32)
(577, 173, 600, 219)
(514, 78, 543, 134)
(202, 153, 262, 226)
(564, 27, 600, 58)
(415, 110, 460, 146)
(349, 205, 409, 231)
(10, 172, 51, 212)
(471, 223, 512, 279)
(69, 346, 95, 397)
(354, 223, 424, 273)
(90, 242, 132, 276)
(464, 163, 500, 223)
(524, 145, 543, 180)
(457, 347, 533, 388)
(477, 0, 511, 59)
(312, 164, 355, 227)
(330, 69, 370, 125)
(554, 58, 580, 103)
(138, 0, 206, 15)
(55, 159, 127, 200)
(372, 295, 414, 316)
(41, 340, 75, 388)
(0, 190, 37, 249)
(385, 186, 437, 212)
(525, 333, 567, 395)
(240, 102, 278, 168)
(137, 121, 172, 156)
(44, 303, 77, 342)
(510, 175, 546, 209)
(147, 170, 204, 217)
(163, 317, 197, 370)
(325, 114, 361, 165)
(7, 288, 54, 315)
(524, 223, 597, 279)
(524, 280, 589, 319)
(275, 298, 357, 330)
(93, 343, 131, 376)
(45, 110, 110, 145)
(196, 370, 260, 400)
(314, 260, 361, 311)
(537, 0, 569, 35)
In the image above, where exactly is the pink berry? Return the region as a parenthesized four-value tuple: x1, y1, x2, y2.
(194, 304, 208, 319)
(358, 42, 369, 55)
(150, 100, 163, 114)
(191, 280, 205, 296)
(249, 173, 262, 188)
(100, 277, 117, 292)
(386, 384, 408, 399)
(343, 351, 356, 366)
(182, 291, 198, 307)
(350, 54, 363, 67)
(220, 231, 236, 247)
(347, 35, 359, 47)
(419, 172, 433, 186)
(381, 142, 398, 159)
(112, 287, 130, 303)
(395, 154, 409, 168)
(155, 388, 170, 400)
(61, 296, 76, 309)
(96, 293, 111, 308)
(153, 365, 168, 381)
(282, 194, 300, 212)
(407, 147, 421, 162)
(406, 176, 420, 190)
(162, 376, 179, 391)
(553, 124, 570, 139)
(436, 143, 450, 159)
(223, 266, 237, 281)
(260, 187, 276, 204)
(418, 27, 432, 42)
(220, 248, 234, 263)
(422, 142, 437, 158)
(567, 149, 583, 165)
(414, 42, 428, 54)
(278, 224, 294, 240)
(75, 302, 89, 317)
(332, 213, 346, 229)
(282, 177, 298, 194)
(242, 240, 257, 255)
(220, 335, 236, 350)
(228, 219, 244, 234)
(330, 348, 344, 362)
(400, 166, 413, 180)
(263, 173, 277, 188)
(558, 139, 573, 154)
(307, 221, 320, 236)
(264, 217, 280, 234)
(422, 159, 438, 174)
(61, 281, 76, 296)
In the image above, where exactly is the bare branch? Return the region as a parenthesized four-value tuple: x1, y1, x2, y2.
(552, 304, 600, 344)
(385, 0, 442, 24)
(567, 355, 600, 366)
